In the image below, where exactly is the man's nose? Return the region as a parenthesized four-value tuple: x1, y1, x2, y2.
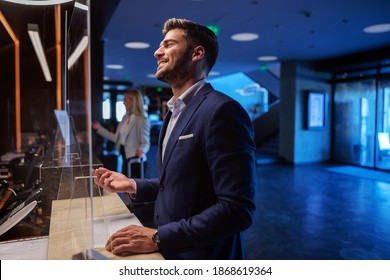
(154, 47, 163, 58)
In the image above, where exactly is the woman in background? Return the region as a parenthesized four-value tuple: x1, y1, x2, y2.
(92, 90, 150, 178)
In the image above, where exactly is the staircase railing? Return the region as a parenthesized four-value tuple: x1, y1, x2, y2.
(253, 101, 280, 147)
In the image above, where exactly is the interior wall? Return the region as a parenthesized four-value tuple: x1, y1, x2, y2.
(0, 44, 15, 155)
(0, 3, 67, 155)
(0, 1, 117, 156)
(279, 60, 332, 164)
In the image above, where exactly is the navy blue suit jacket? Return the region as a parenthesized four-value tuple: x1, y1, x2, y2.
(134, 83, 256, 259)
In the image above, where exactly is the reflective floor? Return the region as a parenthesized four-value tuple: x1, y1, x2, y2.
(244, 162, 390, 260)
(142, 145, 390, 260)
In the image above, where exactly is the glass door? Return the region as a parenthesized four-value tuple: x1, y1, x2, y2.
(375, 79, 390, 170)
(333, 79, 377, 167)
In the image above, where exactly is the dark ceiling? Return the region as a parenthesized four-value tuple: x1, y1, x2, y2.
(101, 0, 390, 87)
(1, 0, 390, 89)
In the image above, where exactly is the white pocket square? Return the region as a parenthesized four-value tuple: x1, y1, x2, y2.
(179, 133, 194, 140)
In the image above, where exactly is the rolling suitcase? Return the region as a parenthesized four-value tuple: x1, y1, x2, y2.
(125, 156, 155, 227)
(127, 156, 144, 179)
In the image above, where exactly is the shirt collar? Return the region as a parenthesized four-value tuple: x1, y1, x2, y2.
(167, 79, 207, 113)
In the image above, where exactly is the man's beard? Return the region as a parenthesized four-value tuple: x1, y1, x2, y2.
(156, 49, 192, 84)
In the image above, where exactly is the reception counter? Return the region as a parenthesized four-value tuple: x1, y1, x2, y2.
(48, 193, 164, 260)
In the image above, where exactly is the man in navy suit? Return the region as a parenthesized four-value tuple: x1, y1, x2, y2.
(94, 18, 256, 259)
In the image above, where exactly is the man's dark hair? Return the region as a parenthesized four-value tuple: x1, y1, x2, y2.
(162, 18, 219, 73)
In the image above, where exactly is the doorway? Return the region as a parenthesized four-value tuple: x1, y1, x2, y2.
(333, 70, 390, 171)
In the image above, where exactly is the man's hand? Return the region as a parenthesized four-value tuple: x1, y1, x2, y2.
(93, 167, 135, 195)
(105, 225, 159, 255)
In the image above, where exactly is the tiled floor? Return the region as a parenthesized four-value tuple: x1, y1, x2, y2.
(244, 162, 390, 260)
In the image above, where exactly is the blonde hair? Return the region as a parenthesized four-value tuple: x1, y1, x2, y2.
(125, 90, 146, 117)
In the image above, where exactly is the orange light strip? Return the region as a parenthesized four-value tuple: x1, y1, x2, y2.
(0, 11, 21, 152)
(55, 4, 62, 110)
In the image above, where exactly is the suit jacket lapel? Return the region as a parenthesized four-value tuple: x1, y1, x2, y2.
(160, 84, 213, 179)
(157, 110, 171, 173)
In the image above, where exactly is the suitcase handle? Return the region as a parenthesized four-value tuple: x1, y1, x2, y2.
(126, 156, 144, 178)
(127, 156, 142, 164)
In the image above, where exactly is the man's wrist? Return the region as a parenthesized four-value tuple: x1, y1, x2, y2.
(128, 178, 137, 198)
(152, 230, 161, 250)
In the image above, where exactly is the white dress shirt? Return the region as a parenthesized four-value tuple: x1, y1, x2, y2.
(162, 79, 206, 161)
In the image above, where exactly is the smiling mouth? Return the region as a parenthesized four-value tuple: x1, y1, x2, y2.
(157, 59, 168, 67)
(156, 63, 166, 71)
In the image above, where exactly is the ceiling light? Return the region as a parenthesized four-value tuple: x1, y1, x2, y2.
(28, 23, 52, 82)
(231, 33, 259, 41)
(5, 0, 73, 5)
(147, 74, 156, 78)
(124, 42, 150, 49)
(106, 64, 124, 70)
(74, 1, 88, 11)
(257, 56, 278, 62)
(68, 35, 89, 69)
(209, 71, 220, 76)
(363, 23, 390, 33)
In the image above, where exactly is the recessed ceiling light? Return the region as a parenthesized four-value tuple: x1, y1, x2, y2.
(106, 64, 124, 70)
(257, 56, 278, 62)
(363, 23, 390, 33)
(231, 32, 259, 41)
(4, 0, 73, 5)
(209, 71, 220, 76)
(124, 42, 150, 49)
(147, 73, 156, 78)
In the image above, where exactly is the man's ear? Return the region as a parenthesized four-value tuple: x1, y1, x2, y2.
(192, 46, 205, 61)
